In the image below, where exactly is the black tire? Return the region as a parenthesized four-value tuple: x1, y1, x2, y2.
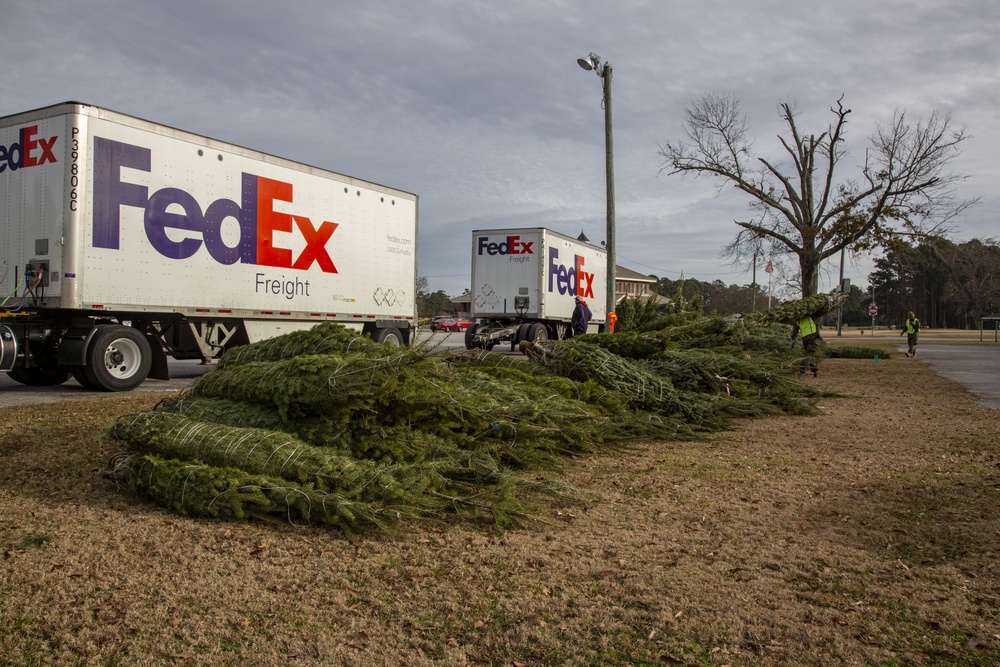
(464, 323, 478, 350)
(82, 325, 152, 392)
(528, 323, 549, 342)
(373, 327, 403, 346)
(511, 323, 530, 351)
(7, 366, 71, 386)
(71, 366, 99, 390)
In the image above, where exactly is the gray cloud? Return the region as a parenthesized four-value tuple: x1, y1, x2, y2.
(4, 0, 997, 297)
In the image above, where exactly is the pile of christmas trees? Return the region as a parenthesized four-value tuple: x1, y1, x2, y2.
(110, 317, 819, 534)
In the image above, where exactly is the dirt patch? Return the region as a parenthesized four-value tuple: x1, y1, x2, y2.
(2, 348, 1000, 666)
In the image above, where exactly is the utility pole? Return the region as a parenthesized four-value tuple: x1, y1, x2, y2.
(837, 247, 845, 337)
(578, 52, 616, 332)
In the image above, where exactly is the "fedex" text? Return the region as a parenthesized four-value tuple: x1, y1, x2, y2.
(0, 125, 58, 174)
(477, 235, 534, 256)
(92, 137, 338, 272)
(547, 248, 595, 299)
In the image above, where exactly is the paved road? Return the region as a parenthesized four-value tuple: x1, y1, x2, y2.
(894, 342, 1000, 409)
(3, 332, 999, 410)
(0, 359, 214, 408)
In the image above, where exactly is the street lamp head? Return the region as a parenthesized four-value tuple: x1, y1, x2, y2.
(577, 52, 601, 71)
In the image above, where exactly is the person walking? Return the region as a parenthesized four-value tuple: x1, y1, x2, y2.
(790, 314, 822, 377)
(900, 311, 920, 357)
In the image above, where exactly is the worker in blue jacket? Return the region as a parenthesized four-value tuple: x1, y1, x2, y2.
(569, 297, 592, 337)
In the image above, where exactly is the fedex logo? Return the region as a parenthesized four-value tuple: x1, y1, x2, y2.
(0, 125, 58, 174)
(92, 137, 337, 272)
(477, 235, 534, 256)
(547, 248, 595, 299)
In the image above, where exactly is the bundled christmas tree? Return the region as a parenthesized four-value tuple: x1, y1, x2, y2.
(763, 293, 848, 325)
(110, 318, 820, 534)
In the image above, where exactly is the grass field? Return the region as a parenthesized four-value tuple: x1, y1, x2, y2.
(2, 336, 1000, 666)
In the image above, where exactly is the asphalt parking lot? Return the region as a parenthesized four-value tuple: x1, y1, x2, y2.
(896, 342, 1000, 409)
(0, 359, 214, 408)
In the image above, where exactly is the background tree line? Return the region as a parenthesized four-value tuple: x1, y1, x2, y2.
(647, 236, 1000, 329)
(868, 237, 1000, 329)
(415, 276, 460, 318)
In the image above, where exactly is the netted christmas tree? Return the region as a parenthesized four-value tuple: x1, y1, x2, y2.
(110, 318, 821, 535)
(760, 293, 848, 325)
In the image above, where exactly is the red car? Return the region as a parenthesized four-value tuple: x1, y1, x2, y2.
(429, 316, 452, 331)
(430, 317, 473, 332)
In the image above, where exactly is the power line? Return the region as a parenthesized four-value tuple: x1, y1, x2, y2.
(616, 252, 750, 279)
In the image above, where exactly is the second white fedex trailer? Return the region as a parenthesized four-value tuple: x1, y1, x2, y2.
(466, 228, 606, 351)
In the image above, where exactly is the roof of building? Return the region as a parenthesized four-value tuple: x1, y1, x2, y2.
(614, 265, 656, 283)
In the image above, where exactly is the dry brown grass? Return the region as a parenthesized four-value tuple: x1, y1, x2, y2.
(2, 340, 1000, 666)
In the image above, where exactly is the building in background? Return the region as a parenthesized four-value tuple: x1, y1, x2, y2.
(615, 266, 671, 308)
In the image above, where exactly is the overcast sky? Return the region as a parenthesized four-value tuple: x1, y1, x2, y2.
(4, 0, 997, 298)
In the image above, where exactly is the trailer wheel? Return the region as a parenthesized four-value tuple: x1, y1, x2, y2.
(7, 366, 70, 386)
(514, 323, 529, 343)
(509, 323, 527, 351)
(71, 367, 99, 390)
(82, 325, 152, 392)
(464, 323, 478, 350)
(528, 323, 549, 342)
(373, 327, 403, 346)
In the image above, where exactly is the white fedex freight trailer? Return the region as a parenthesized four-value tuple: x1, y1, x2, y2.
(467, 228, 606, 351)
(0, 102, 418, 391)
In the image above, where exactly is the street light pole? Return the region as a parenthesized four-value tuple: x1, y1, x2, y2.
(578, 53, 616, 332)
(836, 246, 845, 337)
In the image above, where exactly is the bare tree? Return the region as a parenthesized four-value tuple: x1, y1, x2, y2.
(659, 94, 976, 296)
